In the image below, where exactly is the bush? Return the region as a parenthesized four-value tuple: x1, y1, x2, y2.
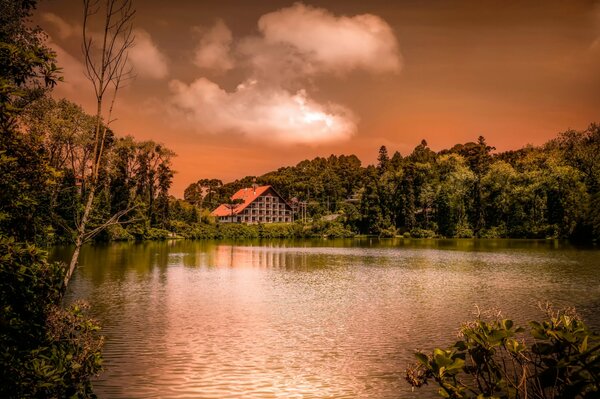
(299, 220, 355, 238)
(379, 226, 397, 238)
(189, 224, 218, 239)
(218, 223, 259, 240)
(409, 228, 436, 238)
(406, 306, 600, 398)
(260, 223, 296, 239)
(455, 224, 474, 238)
(478, 225, 506, 239)
(322, 223, 355, 238)
(0, 237, 103, 398)
(107, 224, 134, 241)
(145, 227, 172, 240)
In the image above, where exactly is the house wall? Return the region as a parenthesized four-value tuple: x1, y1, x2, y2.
(219, 188, 293, 224)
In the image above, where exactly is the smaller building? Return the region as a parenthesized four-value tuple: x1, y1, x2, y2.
(211, 185, 294, 224)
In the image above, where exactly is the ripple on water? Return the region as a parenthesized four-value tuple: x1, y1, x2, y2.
(58, 239, 600, 399)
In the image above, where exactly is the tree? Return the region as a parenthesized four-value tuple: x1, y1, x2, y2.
(65, 0, 135, 287)
(377, 145, 390, 173)
(0, 0, 61, 243)
(224, 198, 244, 222)
(0, 2, 104, 395)
(0, 0, 61, 130)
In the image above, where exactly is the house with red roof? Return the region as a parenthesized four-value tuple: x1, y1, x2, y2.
(211, 185, 294, 224)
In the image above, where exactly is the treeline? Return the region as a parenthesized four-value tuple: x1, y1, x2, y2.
(1, 1, 103, 396)
(185, 128, 600, 241)
(3, 95, 176, 244)
(11, 96, 598, 243)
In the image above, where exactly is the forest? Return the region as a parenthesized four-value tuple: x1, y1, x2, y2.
(4, 81, 600, 244)
(1, 0, 599, 397)
(1, 2, 598, 245)
(8, 85, 600, 243)
(184, 127, 600, 241)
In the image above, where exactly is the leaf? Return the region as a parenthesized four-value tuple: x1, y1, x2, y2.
(415, 352, 429, 365)
(579, 335, 588, 353)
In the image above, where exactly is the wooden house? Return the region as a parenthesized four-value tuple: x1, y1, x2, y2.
(211, 185, 294, 224)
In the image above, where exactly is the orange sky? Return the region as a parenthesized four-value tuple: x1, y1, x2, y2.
(36, 0, 600, 197)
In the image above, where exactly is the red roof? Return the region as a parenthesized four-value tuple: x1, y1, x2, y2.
(211, 185, 272, 217)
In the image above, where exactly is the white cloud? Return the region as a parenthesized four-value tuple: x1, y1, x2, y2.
(257, 3, 401, 74)
(129, 29, 169, 79)
(169, 2, 399, 145)
(193, 20, 234, 71)
(42, 12, 81, 40)
(42, 13, 168, 80)
(169, 78, 357, 144)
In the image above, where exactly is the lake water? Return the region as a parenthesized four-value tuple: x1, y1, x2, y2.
(52, 239, 600, 399)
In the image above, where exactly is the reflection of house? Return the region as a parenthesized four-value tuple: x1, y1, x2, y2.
(211, 185, 294, 223)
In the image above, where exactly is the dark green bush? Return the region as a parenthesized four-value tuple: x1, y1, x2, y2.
(0, 237, 103, 398)
(260, 223, 296, 238)
(409, 228, 437, 238)
(106, 224, 134, 241)
(218, 223, 259, 240)
(406, 306, 600, 398)
(145, 227, 172, 240)
(379, 226, 398, 238)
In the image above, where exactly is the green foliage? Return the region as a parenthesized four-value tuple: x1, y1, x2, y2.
(0, 237, 103, 398)
(217, 223, 259, 240)
(145, 227, 173, 240)
(379, 226, 398, 238)
(259, 223, 298, 239)
(0, 0, 61, 128)
(409, 228, 436, 238)
(406, 306, 600, 398)
(106, 224, 134, 241)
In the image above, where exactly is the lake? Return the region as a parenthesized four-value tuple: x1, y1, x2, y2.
(51, 239, 600, 399)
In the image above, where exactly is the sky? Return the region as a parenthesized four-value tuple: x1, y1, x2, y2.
(35, 0, 600, 197)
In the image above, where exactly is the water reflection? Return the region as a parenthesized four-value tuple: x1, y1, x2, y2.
(51, 239, 600, 399)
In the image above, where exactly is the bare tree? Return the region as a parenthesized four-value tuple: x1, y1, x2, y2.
(64, 0, 135, 287)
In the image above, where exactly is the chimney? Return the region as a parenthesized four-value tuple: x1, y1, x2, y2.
(252, 177, 257, 195)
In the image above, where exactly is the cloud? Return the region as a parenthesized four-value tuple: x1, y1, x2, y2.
(193, 20, 234, 71)
(169, 2, 399, 145)
(169, 78, 357, 144)
(42, 13, 168, 80)
(42, 12, 81, 40)
(129, 29, 169, 79)
(47, 40, 95, 108)
(257, 3, 401, 74)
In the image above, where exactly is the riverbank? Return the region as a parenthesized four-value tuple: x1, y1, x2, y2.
(104, 220, 356, 241)
(98, 220, 598, 243)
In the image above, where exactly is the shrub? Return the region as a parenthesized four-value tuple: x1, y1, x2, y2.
(218, 223, 259, 240)
(260, 223, 296, 239)
(455, 224, 474, 238)
(107, 224, 134, 241)
(406, 306, 600, 398)
(189, 224, 218, 239)
(409, 228, 436, 238)
(0, 237, 103, 398)
(145, 227, 172, 240)
(379, 226, 397, 238)
(322, 223, 355, 238)
(478, 226, 506, 239)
